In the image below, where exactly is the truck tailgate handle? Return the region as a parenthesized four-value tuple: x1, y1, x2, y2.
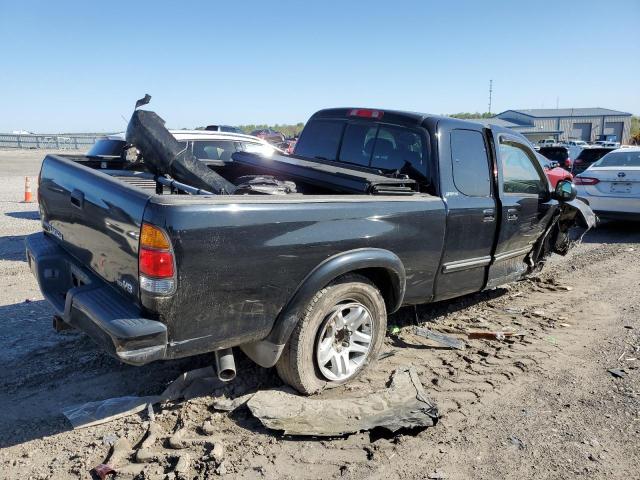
(482, 208, 495, 222)
(70, 189, 84, 209)
(507, 208, 519, 221)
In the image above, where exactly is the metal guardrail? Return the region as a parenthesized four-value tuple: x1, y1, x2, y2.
(0, 133, 106, 150)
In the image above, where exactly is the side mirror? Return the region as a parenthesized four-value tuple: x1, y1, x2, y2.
(554, 179, 577, 202)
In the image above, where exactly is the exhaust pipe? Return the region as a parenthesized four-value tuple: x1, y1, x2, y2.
(214, 348, 236, 382)
(53, 315, 73, 332)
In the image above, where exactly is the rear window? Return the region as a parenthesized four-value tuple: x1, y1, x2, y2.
(294, 120, 346, 161)
(576, 148, 614, 162)
(295, 119, 428, 184)
(87, 139, 126, 157)
(594, 151, 640, 168)
(539, 147, 568, 161)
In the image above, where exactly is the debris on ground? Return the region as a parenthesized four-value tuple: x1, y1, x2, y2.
(212, 392, 255, 412)
(414, 327, 465, 350)
(607, 368, 627, 378)
(63, 366, 223, 428)
(91, 436, 133, 478)
(91, 463, 116, 480)
(467, 331, 526, 341)
(247, 367, 438, 436)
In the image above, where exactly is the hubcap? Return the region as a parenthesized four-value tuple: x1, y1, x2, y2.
(316, 301, 374, 382)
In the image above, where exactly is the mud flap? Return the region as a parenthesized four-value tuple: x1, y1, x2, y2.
(527, 199, 596, 269)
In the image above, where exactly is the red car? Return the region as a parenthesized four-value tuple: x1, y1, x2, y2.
(537, 153, 573, 188)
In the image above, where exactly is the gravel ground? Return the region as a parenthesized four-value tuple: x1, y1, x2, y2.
(0, 150, 639, 479)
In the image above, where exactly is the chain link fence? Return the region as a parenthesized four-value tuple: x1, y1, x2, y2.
(0, 133, 106, 150)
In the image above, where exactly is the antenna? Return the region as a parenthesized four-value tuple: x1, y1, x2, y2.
(556, 97, 559, 109)
(488, 80, 493, 115)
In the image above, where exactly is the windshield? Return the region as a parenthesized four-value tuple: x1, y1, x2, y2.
(593, 151, 640, 168)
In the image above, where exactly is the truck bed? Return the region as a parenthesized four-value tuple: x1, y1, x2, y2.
(35, 154, 447, 362)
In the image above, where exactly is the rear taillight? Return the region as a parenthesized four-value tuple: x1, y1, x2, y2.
(574, 177, 599, 185)
(565, 158, 571, 168)
(139, 223, 175, 294)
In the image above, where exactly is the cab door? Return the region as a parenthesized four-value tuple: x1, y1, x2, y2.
(486, 133, 556, 288)
(433, 123, 497, 301)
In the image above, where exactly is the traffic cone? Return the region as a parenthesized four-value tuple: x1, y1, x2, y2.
(24, 176, 33, 203)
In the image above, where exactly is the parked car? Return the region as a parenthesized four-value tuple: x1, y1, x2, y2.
(594, 140, 620, 148)
(204, 125, 244, 134)
(90, 130, 278, 167)
(539, 146, 571, 170)
(536, 153, 573, 188)
(538, 138, 557, 147)
(27, 106, 592, 394)
(571, 147, 616, 175)
(575, 147, 640, 220)
(250, 128, 286, 145)
(567, 140, 588, 148)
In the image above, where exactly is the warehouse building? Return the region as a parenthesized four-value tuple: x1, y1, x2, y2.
(494, 108, 632, 143)
(476, 108, 632, 144)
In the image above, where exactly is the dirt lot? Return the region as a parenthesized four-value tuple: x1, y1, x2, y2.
(1, 150, 639, 480)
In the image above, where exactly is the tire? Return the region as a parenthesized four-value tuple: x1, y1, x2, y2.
(275, 273, 387, 394)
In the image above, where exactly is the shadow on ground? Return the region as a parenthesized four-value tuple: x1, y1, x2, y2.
(582, 219, 640, 244)
(5, 210, 40, 220)
(0, 234, 27, 261)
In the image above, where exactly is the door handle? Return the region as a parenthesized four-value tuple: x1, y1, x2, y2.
(70, 189, 84, 209)
(507, 208, 519, 221)
(482, 208, 495, 222)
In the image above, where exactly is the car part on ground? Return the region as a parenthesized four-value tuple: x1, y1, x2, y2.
(247, 367, 438, 436)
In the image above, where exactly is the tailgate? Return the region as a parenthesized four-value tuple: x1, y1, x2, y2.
(38, 155, 152, 301)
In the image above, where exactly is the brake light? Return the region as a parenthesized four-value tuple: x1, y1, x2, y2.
(348, 109, 383, 119)
(565, 158, 571, 168)
(139, 249, 174, 277)
(139, 223, 175, 294)
(574, 177, 599, 185)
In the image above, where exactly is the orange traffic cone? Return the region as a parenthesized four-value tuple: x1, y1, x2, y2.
(24, 176, 33, 203)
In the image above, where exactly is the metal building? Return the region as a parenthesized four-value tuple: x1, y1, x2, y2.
(490, 108, 632, 144)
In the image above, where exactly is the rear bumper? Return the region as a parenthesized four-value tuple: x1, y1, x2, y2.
(25, 232, 168, 365)
(576, 189, 640, 217)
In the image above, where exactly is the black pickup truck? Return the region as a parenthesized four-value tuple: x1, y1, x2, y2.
(26, 107, 593, 394)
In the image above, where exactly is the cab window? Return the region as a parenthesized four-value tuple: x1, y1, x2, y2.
(450, 129, 491, 197)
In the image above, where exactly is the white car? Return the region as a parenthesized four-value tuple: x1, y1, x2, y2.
(575, 147, 640, 220)
(567, 140, 589, 148)
(89, 130, 280, 166)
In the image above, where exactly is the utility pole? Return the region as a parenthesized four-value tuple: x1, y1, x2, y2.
(488, 79, 493, 115)
(556, 97, 559, 109)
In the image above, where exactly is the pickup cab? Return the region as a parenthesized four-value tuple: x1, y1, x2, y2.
(26, 107, 592, 394)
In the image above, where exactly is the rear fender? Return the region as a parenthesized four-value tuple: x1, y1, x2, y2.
(241, 248, 406, 367)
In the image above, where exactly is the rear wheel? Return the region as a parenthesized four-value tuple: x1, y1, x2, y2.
(276, 274, 387, 394)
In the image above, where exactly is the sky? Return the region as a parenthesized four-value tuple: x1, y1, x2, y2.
(0, 0, 638, 133)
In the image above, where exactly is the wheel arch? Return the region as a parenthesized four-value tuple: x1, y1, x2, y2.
(240, 248, 406, 367)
